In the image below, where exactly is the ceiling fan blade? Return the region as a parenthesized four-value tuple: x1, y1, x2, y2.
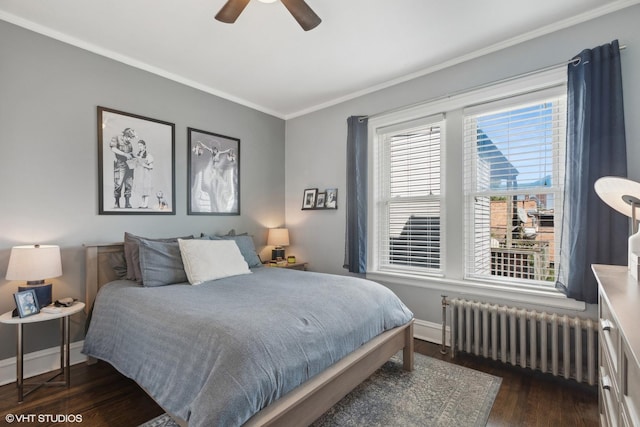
(280, 0, 321, 31)
(215, 0, 251, 23)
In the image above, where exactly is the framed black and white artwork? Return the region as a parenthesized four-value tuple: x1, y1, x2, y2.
(98, 107, 175, 214)
(302, 188, 318, 210)
(325, 188, 338, 209)
(187, 127, 240, 215)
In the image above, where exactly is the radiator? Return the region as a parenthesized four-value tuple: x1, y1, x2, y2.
(442, 296, 597, 385)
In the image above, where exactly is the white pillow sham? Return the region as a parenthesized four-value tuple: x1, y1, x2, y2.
(178, 239, 251, 285)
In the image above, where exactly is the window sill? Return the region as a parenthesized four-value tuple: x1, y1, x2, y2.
(366, 271, 587, 312)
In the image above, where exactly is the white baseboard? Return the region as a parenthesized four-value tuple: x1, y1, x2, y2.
(413, 319, 449, 347)
(0, 340, 87, 386)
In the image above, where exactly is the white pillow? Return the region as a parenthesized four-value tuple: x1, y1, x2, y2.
(178, 239, 251, 285)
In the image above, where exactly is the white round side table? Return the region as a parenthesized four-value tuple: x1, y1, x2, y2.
(0, 302, 85, 402)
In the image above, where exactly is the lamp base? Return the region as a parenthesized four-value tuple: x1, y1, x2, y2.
(630, 253, 640, 280)
(271, 248, 285, 260)
(19, 283, 52, 307)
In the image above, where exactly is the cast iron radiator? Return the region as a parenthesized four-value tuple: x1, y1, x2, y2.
(441, 296, 597, 385)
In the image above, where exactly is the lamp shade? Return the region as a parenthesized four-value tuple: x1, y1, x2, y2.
(6, 245, 62, 282)
(594, 176, 640, 280)
(267, 228, 290, 247)
(594, 176, 640, 219)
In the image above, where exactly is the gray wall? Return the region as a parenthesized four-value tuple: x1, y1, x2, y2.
(285, 6, 640, 322)
(0, 21, 286, 359)
(2, 6, 637, 361)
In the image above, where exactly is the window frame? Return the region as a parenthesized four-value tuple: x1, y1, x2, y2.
(463, 86, 567, 286)
(371, 113, 445, 275)
(366, 68, 586, 311)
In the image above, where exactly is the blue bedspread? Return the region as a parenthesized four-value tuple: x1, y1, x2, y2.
(82, 267, 413, 426)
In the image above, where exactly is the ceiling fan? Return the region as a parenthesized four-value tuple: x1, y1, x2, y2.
(215, 0, 321, 31)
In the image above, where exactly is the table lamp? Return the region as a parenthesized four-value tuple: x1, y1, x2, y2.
(6, 244, 62, 308)
(267, 228, 289, 260)
(594, 176, 640, 280)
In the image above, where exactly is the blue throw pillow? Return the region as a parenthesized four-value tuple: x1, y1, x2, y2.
(138, 239, 188, 287)
(124, 232, 193, 282)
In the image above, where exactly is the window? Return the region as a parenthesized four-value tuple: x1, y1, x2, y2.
(368, 69, 568, 294)
(372, 115, 444, 274)
(463, 88, 566, 286)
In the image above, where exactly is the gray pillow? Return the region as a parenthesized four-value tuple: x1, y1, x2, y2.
(229, 235, 263, 268)
(221, 229, 247, 237)
(138, 239, 188, 287)
(109, 251, 127, 280)
(201, 233, 262, 268)
(124, 232, 194, 282)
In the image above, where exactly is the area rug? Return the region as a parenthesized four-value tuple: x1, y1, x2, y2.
(139, 353, 501, 427)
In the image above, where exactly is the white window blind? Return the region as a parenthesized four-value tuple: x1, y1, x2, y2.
(463, 87, 566, 285)
(373, 115, 444, 274)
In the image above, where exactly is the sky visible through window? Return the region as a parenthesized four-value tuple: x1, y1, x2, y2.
(476, 102, 555, 190)
(475, 101, 559, 215)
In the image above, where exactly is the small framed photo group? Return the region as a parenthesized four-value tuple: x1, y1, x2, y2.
(302, 188, 337, 210)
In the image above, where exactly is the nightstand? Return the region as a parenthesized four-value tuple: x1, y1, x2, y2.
(0, 302, 85, 402)
(265, 261, 308, 271)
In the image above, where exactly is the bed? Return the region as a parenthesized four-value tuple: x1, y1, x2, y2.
(82, 241, 414, 427)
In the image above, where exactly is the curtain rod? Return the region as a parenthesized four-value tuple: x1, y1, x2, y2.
(361, 44, 626, 122)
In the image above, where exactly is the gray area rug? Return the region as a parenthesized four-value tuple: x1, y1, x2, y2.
(139, 353, 501, 427)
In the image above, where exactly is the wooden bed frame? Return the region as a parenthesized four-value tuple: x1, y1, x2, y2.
(84, 243, 414, 427)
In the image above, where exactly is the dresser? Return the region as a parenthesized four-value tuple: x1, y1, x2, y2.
(592, 265, 640, 427)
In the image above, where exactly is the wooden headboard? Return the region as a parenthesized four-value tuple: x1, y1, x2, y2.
(84, 243, 124, 314)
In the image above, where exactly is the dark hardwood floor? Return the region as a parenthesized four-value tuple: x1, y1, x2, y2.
(0, 339, 598, 426)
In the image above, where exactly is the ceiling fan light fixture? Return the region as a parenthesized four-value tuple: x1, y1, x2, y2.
(280, 0, 321, 31)
(215, 0, 321, 31)
(215, 0, 251, 23)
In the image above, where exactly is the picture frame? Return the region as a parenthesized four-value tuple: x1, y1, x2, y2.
(315, 192, 326, 208)
(187, 127, 240, 215)
(98, 107, 175, 214)
(302, 188, 318, 210)
(14, 289, 40, 318)
(325, 188, 338, 209)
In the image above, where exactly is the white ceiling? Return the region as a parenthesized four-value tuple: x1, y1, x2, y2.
(0, 0, 637, 119)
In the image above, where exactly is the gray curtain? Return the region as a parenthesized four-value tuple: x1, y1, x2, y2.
(344, 116, 368, 273)
(556, 40, 627, 304)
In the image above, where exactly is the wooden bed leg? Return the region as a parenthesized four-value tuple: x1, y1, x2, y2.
(403, 320, 414, 371)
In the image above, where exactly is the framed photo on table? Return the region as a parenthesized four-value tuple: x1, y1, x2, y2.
(187, 128, 240, 215)
(14, 289, 40, 318)
(97, 107, 175, 214)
